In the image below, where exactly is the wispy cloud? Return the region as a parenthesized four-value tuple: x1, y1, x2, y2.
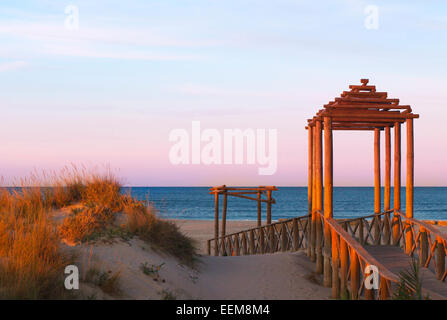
(0, 19, 213, 61)
(0, 60, 28, 72)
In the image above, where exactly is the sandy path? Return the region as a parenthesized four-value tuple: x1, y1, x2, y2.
(67, 219, 331, 300)
(193, 251, 331, 299)
(170, 220, 258, 254)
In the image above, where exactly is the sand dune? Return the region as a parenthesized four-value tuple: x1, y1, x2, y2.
(68, 219, 331, 300)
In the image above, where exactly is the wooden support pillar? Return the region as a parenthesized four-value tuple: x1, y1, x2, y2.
(260, 226, 265, 254)
(374, 128, 381, 215)
(234, 234, 240, 256)
(379, 278, 389, 300)
(292, 218, 299, 251)
(221, 189, 228, 237)
(384, 126, 391, 244)
(310, 126, 317, 261)
(241, 232, 248, 255)
(307, 126, 314, 258)
(331, 230, 340, 299)
(393, 122, 401, 245)
(281, 223, 287, 252)
(323, 116, 333, 287)
(308, 127, 313, 215)
(374, 128, 381, 245)
(214, 192, 219, 256)
(266, 190, 272, 225)
(257, 191, 262, 227)
(269, 224, 275, 253)
(420, 227, 428, 266)
(249, 229, 255, 254)
(340, 239, 349, 298)
(436, 238, 445, 280)
(315, 120, 323, 274)
(405, 118, 414, 254)
(350, 250, 360, 300)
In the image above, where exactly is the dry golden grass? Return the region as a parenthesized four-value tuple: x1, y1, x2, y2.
(0, 165, 196, 299)
(0, 212, 73, 299)
(124, 198, 196, 266)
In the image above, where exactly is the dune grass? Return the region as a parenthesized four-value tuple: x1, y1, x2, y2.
(124, 198, 196, 266)
(0, 166, 196, 299)
(0, 205, 73, 299)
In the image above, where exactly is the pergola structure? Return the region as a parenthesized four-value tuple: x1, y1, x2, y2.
(305, 79, 419, 276)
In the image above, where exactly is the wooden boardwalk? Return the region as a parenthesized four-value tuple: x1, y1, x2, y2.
(365, 245, 447, 299)
(207, 210, 447, 300)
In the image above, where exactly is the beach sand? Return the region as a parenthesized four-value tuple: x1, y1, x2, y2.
(170, 219, 258, 254)
(67, 219, 331, 300)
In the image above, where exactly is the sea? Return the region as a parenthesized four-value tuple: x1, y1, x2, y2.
(123, 187, 447, 221)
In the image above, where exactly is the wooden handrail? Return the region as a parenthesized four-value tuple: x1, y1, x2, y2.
(207, 214, 310, 256)
(340, 209, 393, 223)
(209, 215, 308, 242)
(320, 212, 399, 282)
(394, 210, 447, 243)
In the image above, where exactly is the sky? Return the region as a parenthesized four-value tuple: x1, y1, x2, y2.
(0, 0, 446, 186)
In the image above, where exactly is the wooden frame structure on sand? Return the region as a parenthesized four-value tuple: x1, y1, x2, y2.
(209, 185, 278, 256)
(306, 79, 419, 286)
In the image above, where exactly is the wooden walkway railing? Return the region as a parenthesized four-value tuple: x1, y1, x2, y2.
(337, 209, 447, 281)
(207, 214, 310, 256)
(206, 209, 447, 300)
(315, 210, 399, 299)
(393, 211, 447, 281)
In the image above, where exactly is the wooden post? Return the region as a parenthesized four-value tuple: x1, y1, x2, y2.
(310, 126, 317, 261)
(292, 218, 299, 251)
(393, 122, 401, 245)
(260, 227, 265, 254)
(315, 120, 323, 274)
(331, 230, 340, 299)
(359, 219, 364, 245)
(436, 238, 445, 280)
(266, 190, 272, 225)
(307, 125, 314, 258)
(384, 126, 391, 244)
(281, 223, 287, 252)
(234, 234, 240, 256)
(405, 118, 414, 254)
(323, 116, 333, 287)
(420, 227, 428, 266)
(257, 191, 262, 227)
(374, 128, 381, 214)
(269, 224, 275, 253)
(207, 240, 211, 255)
(249, 229, 255, 254)
(350, 250, 360, 300)
(221, 189, 228, 253)
(340, 239, 349, 297)
(214, 192, 219, 256)
(374, 128, 381, 245)
(308, 127, 313, 215)
(322, 117, 333, 281)
(241, 232, 248, 255)
(379, 278, 389, 300)
(221, 188, 228, 237)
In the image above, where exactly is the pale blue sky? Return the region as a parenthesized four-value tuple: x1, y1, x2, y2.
(0, 1, 446, 186)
